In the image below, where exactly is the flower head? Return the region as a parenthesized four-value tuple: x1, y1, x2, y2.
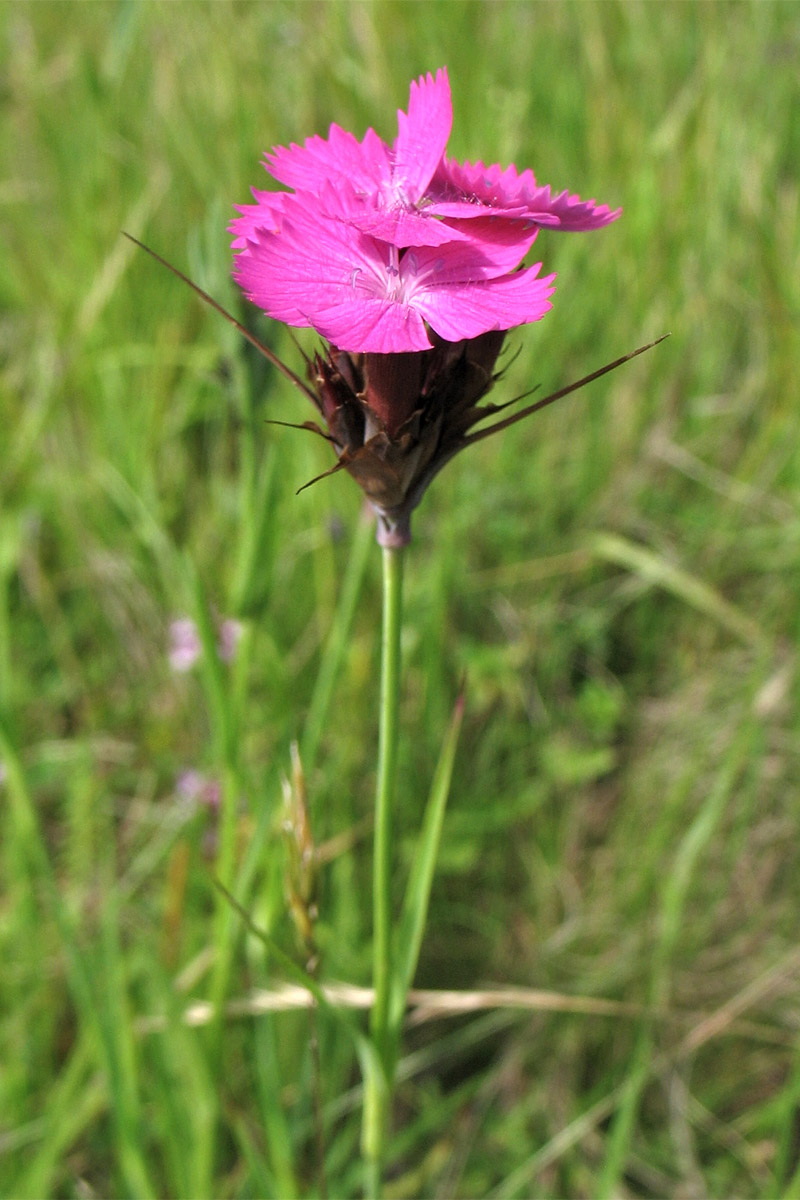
(176, 769, 221, 812)
(234, 184, 554, 355)
(230, 68, 622, 544)
(168, 614, 243, 671)
(168, 618, 202, 673)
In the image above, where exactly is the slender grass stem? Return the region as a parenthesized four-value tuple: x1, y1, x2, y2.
(363, 542, 405, 1197)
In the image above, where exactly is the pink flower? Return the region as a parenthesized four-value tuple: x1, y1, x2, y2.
(256, 68, 460, 250)
(168, 618, 201, 673)
(226, 67, 625, 545)
(231, 67, 620, 256)
(234, 184, 554, 354)
(168, 615, 243, 671)
(176, 769, 221, 812)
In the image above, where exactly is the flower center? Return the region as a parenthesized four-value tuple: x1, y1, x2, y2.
(383, 245, 404, 300)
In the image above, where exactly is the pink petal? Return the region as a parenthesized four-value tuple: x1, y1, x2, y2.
(430, 158, 622, 230)
(340, 204, 470, 248)
(433, 217, 540, 273)
(233, 195, 431, 351)
(324, 182, 539, 264)
(275, 179, 457, 247)
(535, 187, 622, 231)
(233, 204, 374, 328)
(412, 263, 556, 342)
(266, 124, 392, 196)
(308, 298, 432, 353)
(282, 178, 467, 249)
(229, 189, 285, 249)
(427, 197, 544, 222)
(401, 227, 538, 285)
(392, 67, 453, 203)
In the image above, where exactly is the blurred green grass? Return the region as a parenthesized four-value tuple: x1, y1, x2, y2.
(2, 1, 800, 1196)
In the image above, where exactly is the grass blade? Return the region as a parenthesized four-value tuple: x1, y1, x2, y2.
(389, 689, 466, 1032)
(212, 877, 376, 1066)
(591, 532, 765, 647)
(301, 506, 374, 774)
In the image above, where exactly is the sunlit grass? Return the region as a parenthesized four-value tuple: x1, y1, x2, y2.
(1, 1, 799, 1196)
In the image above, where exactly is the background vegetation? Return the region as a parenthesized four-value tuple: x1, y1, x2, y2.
(2, 1, 800, 1196)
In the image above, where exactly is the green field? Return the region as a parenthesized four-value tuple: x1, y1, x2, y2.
(2, 2, 800, 1196)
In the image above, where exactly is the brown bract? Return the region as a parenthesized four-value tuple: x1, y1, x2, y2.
(309, 331, 507, 546)
(122, 235, 668, 549)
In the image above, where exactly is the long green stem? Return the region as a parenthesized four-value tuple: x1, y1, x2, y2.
(363, 542, 405, 1197)
(372, 544, 404, 1048)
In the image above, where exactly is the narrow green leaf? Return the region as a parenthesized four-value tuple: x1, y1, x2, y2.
(185, 553, 235, 768)
(590, 532, 765, 647)
(230, 442, 280, 615)
(252, 1017, 299, 1200)
(389, 690, 466, 1032)
(0, 704, 39, 865)
(16, 1035, 105, 1200)
(595, 1023, 653, 1200)
(218, 874, 387, 1182)
(212, 877, 377, 1072)
(301, 507, 374, 774)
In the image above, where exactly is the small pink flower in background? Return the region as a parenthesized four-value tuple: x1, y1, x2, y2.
(176, 769, 221, 812)
(168, 616, 244, 671)
(168, 618, 202, 673)
(175, 770, 223, 858)
(0, 759, 6, 787)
